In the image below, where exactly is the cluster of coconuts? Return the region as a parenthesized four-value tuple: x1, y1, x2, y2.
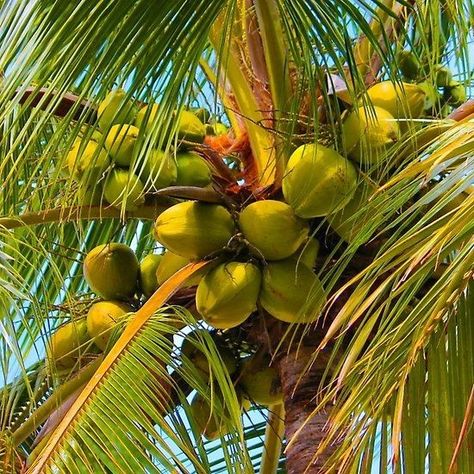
(181, 329, 281, 439)
(397, 50, 467, 108)
(50, 74, 467, 410)
(47, 242, 281, 439)
(66, 89, 228, 209)
(146, 81, 434, 330)
(153, 199, 327, 328)
(47, 243, 139, 371)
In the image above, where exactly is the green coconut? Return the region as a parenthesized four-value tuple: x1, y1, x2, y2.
(174, 110, 206, 144)
(136, 106, 205, 145)
(342, 105, 400, 165)
(238, 355, 282, 406)
(48, 320, 90, 369)
(155, 251, 189, 284)
(189, 392, 230, 440)
(397, 50, 420, 81)
(98, 89, 138, 131)
(104, 169, 145, 211)
(155, 250, 202, 287)
(154, 201, 235, 259)
(239, 200, 309, 260)
(83, 243, 139, 300)
(136, 149, 177, 191)
(444, 80, 467, 107)
(139, 254, 163, 297)
(104, 124, 139, 167)
(77, 184, 102, 206)
(206, 122, 228, 136)
(135, 103, 160, 131)
(282, 144, 358, 218)
(196, 261, 262, 329)
(260, 258, 326, 323)
(189, 107, 211, 124)
(181, 329, 238, 377)
(327, 179, 376, 243)
(175, 152, 211, 187)
(295, 237, 320, 269)
(434, 65, 452, 87)
(67, 140, 110, 184)
(367, 81, 426, 119)
(86, 300, 133, 351)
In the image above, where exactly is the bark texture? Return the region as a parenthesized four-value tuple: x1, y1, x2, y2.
(277, 343, 337, 474)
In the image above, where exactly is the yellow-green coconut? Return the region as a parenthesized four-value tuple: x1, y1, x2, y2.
(48, 320, 90, 369)
(83, 243, 139, 300)
(342, 105, 400, 165)
(282, 144, 358, 218)
(154, 202, 235, 259)
(260, 258, 326, 323)
(86, 300, 133, 350)
(239, 200, 309, 260)
(196, 261, 261, 329)
(238, 355, 282, 406)
(139, 254, 163, 297)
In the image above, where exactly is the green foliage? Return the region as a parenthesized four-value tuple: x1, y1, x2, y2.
(0, 0, 472, 472)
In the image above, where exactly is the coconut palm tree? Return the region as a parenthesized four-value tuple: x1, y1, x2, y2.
(0, 0, 473, 473)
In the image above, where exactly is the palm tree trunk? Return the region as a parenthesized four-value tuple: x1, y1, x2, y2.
(277, 344, 337, 474)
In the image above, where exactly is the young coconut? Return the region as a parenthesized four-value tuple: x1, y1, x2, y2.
(434, 64, 453, 87)
(295, 237, 320, 269)
(239, 200, 309, 260)
(181, 329, 238, 378)
(67, 141, 110, 184)
(104, 169, 145, 211)
(282, 144, 358, 218)
(104, 124, 139, 167)
(188, 107, 211, 124)
(366, 81, 426, 119)
(98, 89, 138, 131)
(189, 392, 231, 440)
(175, 152, 211, 187)
(342, 105, 400, 165)
(135, 103, 160, 131)
(397, 50, 420, 81)
(444, 80, 467, 107)
(138, 108, 206, 144)
(259, 258, 326, 324)
(155, 250, 202, 287)
(48, 319, 90, 369)
(238, 355, 282, 406)
(77, 184, 102, 206)
(173, 110, 206, 144)
(136, 149, 177, 191)
(206, 122, 228, 136)
(196, 261, 262, 329)
(86, 300, 133, 351)
(83, 243, 139, 300)
(139, 254, 163, 297)
(327, 178, 376, 243)
(154, 202, 236, 259)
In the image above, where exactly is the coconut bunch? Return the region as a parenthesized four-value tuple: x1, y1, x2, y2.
(397, 49, 466, 109)
(66, 89, 230, 210)
(180, 329, 281, 439)
(150, 196, 329, 329)
(341, 80, 429, 166)
(47, 243, 140, 372)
